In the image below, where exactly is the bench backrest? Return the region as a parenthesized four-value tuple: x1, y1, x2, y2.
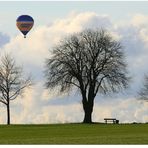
(104, 118, 116, 120)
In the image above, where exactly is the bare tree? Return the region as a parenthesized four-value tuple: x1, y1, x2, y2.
(45, 29, 129, 123)
(139, 75, 148, 101)
(0, 54, 32, 125)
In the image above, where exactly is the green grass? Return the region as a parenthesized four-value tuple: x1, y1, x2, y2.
(0, 123, 148, 144)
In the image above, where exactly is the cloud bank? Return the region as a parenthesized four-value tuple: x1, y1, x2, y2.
(0, 12, 148, 124)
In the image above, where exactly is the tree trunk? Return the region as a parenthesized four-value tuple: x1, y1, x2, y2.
(7, 103, 10, 125)
(82, 99, 94, 124)
(83, 108, 93, 123)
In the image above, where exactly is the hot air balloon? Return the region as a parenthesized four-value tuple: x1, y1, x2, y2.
(16, 15, 34, 38)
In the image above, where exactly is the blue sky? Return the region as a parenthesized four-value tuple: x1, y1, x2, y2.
(0, 1, 148, 124)
(1, 1, 148, 36)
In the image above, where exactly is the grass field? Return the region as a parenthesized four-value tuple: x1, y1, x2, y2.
(0, 123, 148, 144)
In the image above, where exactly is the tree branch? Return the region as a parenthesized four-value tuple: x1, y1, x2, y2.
(65, 81, 80, 88)
(0, 99, 7, 105)
(94, 75, 109, 97)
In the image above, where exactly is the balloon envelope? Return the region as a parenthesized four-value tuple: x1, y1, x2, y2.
(16, 15, 34, 38)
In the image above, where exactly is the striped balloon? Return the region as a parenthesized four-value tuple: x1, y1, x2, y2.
(16, 15, 34, 38)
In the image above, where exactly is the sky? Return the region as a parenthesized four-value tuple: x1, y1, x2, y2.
(0, 1, 148, 124)
(1, 1, 148, 36)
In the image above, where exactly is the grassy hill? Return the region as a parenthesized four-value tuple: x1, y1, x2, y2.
(0, 123, 148, 144)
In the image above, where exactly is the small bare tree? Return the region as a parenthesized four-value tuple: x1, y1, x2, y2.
(139, 75, 148, 101)
(0, 54, 32, 125)
(45, 29, 129, 123)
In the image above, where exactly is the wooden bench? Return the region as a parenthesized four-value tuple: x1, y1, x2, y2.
(104, 118, 119, 124)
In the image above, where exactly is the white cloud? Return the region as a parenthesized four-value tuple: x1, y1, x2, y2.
(1, 93, 148, 124)
(93, 98, 148, 123)
(131, 14, 148, 28)
(0, 12, 148, 124)
(1, 12, 111, 70)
